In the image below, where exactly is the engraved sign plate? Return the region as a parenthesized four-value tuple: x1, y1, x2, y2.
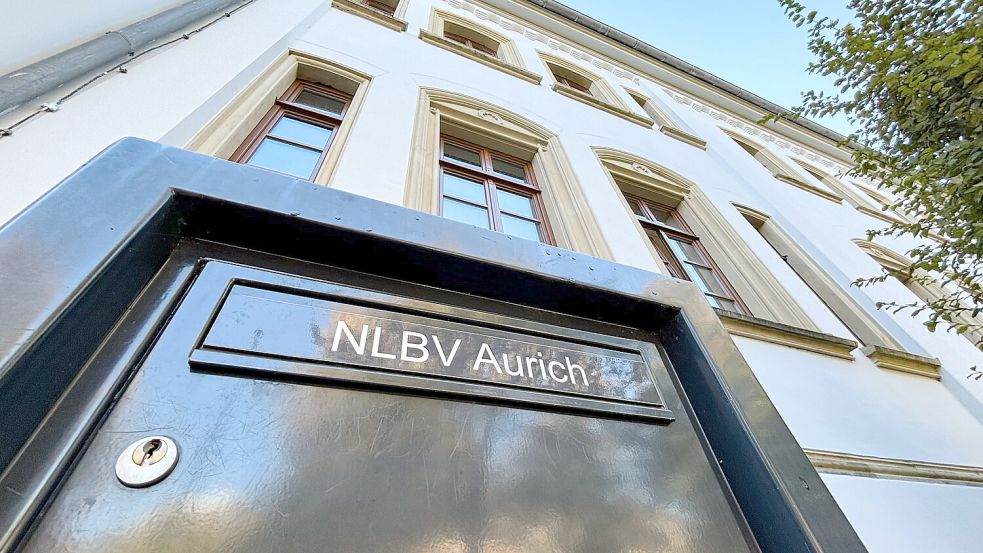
(199, 285, 667, 412)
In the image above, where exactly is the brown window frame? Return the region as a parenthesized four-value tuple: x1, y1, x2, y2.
(439, 135, 555, 245)
(359, 0, 397, 16)
(443, 29, 500, 58)
(626, 193, 749, 314)
(554, 74, 591, 95)
(231, 80, 352, 180)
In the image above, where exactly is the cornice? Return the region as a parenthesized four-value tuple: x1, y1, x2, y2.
(661, 88, 852, 176)
(806, 449, 983, 487)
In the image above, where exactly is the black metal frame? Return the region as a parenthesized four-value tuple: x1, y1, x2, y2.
(0, 138, 867, 552)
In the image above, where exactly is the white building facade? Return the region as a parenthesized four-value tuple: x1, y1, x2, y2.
(2, 1, 983, 551)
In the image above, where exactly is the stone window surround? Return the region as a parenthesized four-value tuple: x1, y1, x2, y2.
(593, 147, 820, 335)
(185, 50, 372, 187)
(723, 129, 845, 204)
(419, 9, 542, 85)
(538, 52, 653, 128)
(735, 204, 943, 376)
(623, 86, 706, 149)
(404, 88, 613, 260)
(330, 0, 409, 32)
(854, 239, 983, 351)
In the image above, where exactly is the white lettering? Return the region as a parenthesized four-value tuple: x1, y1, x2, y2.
(472, 343, 504, 374)
(370, 326, 397, 359)
(526, 356, 546, 380)
(400, 331, 429, 362)
(565, 357, 588, 387)
(432, 336, 461, 366)
(503, 354, 524, 376)
(547, 360, 569, 383)
(331, 320, 368, 355)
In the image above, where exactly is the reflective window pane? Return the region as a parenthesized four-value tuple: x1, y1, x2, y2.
(294, 90, 346, 116)
(667, 238, 706, 264)
(269, 116, 333, 149)
(496, 189, 535, 217)
(501, 214, 541, 241)
(443, 142, 482, 167)
(247, 139, 321, 178)
(649, 207, 679, 228)
(708, 296, 739, 312)
(492, 158, 527, 181)
(628, 200, 645, 217)
(442, 198, 490, 229)
(442, 173, 486, 205)
(689, 264, 730, 296)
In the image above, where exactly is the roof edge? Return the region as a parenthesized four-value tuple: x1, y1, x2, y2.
(523, 0, 852, 148)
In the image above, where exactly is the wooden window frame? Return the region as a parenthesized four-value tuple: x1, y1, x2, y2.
(443, 30, 499, 58)
(231, 80, 352, 180)
(625, 193, 749, 314)
(360, 0, 397, 16)
(438, 135, 556, 245)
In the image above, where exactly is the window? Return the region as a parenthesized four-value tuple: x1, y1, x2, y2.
(736, 205, 910, 351)
(545, 61, 596, 96)
(726, 132, 842, 203)
(442, 22, 500, 58)
(625, 88, 706, 148)
(439, 135, 553, 243)
(231, 80, 350, 180)
(625, 194, 747, 313)
(420, 11, 540, 84)
(331, 0, 407, 31)
(358, 0, 396, 16)
(855, 240, 983, 346)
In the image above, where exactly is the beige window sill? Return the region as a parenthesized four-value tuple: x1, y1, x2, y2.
(860, 345, 942, 380)
(419, 30, 542, 85)
(332, 0, 407, 32)
(551, 83, 654, 128)
(774, 174, 844, 204)
(715, 309, 858, 360)
(659, 125, 707, 149)
(805, 448, 983, 486)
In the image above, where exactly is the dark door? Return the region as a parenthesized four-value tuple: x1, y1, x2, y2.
(18, 259, 758, 553)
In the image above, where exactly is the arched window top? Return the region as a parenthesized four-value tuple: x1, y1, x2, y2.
(592, 147, 694, 206)
(420, 10, 538, 83)
(852, 239, 912, 272)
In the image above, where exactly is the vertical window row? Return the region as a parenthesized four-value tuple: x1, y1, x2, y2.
(232, 81, 351, 180)
(439, 136, 553, 244)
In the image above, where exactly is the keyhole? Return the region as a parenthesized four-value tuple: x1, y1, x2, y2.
(133, 438, 165, 466)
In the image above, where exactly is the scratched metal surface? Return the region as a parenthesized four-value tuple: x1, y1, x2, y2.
(19, 262, 754, 553)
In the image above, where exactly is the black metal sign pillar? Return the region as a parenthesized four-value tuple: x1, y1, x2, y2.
(0, 139, 867, 552)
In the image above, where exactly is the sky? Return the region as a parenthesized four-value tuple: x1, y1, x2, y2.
(557, 0, 857, 136)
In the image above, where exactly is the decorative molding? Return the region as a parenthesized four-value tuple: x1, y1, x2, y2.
(658, 125, 707, 149)
(592, 147, 692, 203)
(860, 345, 942, 379)
(404, 88, 613, 260)
(185, 50, 372, 187)
(805, 449, 983, 487)
(662, 87, 851, 174)
(442, 0, 641, 84)
(551, 82, 654, 127)
(716, 309, 857, 360)
(331, 0, 408, 32)
(774, 174, 844, 204)
(419, 30, 543, 84)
